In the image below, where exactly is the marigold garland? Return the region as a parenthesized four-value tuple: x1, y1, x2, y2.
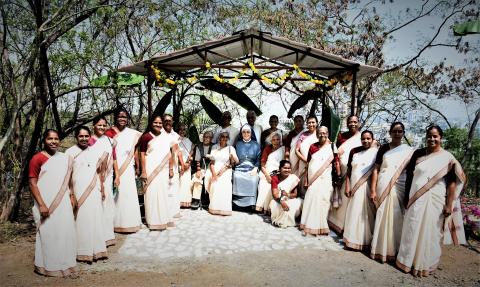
(148, 61, 352, 89)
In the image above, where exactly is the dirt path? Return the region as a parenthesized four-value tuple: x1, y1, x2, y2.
(0, 226, 479, 286)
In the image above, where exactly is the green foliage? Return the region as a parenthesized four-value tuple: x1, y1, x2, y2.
(90, 73, 144, 87)
(444, 127, 480, 197)
(200, 95, 223, 126)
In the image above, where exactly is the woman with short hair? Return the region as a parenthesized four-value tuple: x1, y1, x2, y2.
(29, 129, 77, 276)
(208, 132, 239, 215)
(300, 126, 341, 236)
(256, 132, 285, 213)
(177, 124, 194, 208)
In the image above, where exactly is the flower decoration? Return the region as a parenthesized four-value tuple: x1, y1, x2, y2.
(148, 61, 353, 89)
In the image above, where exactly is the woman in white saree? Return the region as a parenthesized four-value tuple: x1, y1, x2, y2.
(89, 116, 118, 247)
(269, 160, 302, 228)
(295, 116, 319, 198)
(208, 132, 239, 215)
(328, 116, 362, 234)
(29, 129, 76, 277)
(105, 109, 142, 233)
(343, 130, 378, 251)
(396, 125, 466, 277)
(139, 116, 174, 230)
(256, 133, 285, 213)
(66, 126, 108, 262)
(370, 122, 414, 262)
(177, 124, 194, 208)
(300, 126, 341, 236)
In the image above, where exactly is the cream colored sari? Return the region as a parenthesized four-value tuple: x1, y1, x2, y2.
(33, 152, 76, 277)
(208, 146, 236, 215)
(396, 149, 466, 276)
(300, 143, 335, 235)
(288, 129, 306, 176)
(328, 132, 361, 234)
(178, 137, 193, 207)
(343, 147, 377, 250)
(370, 144, 414, 262)
(90, 135, 116, 246)
(113, 127, 142, 233)
(66, 145, 108, 262)
(256, 146, 285, 212)
(144, 132, 172, 230)
(270, 174, 302, 228)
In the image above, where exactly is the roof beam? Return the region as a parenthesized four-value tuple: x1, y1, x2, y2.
(253, 34, 351, 68)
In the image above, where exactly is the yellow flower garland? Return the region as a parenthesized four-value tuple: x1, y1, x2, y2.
(148, 61, 352, 89)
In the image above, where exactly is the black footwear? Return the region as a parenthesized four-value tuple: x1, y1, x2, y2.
(191, 199, 200, 210)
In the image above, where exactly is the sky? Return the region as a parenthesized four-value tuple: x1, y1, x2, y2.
(378, 0, 479, 126)
(249, 0, 479, 129)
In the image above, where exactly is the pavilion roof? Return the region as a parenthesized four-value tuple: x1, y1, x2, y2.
(118, 28, 381, 79)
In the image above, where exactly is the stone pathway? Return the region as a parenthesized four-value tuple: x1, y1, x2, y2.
(83, 209, 343, 272)
(124, 209, 342, 258)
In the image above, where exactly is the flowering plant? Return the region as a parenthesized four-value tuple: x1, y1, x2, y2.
(461, 197, 480, 239)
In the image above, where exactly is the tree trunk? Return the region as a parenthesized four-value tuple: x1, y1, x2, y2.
(461, 107, 480, 166)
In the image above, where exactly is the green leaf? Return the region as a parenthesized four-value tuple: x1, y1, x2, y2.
(188, 125, 200, 145)
(90, 73, 144, 87)
(90, 75, 110, 86)
(320, 104, 341, 142)
(200, 95, 223, 126)
(454, 20, 480, 36)
(200, 79, 262, 115)
(153, 89, 174, 117)
(287, 89, 322, 118)
(117, 73, 145, 86)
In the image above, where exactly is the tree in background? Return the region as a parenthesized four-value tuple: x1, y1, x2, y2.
(0, 0, 478, 222)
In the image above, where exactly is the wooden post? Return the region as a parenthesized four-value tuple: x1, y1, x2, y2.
(147, 73, 153, 120)
(350, 70, 357, 116)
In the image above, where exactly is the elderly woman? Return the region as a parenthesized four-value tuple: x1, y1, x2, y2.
(269, 160, 302, 228)
(233, 125, 261, 209)
(255, 132, 285, 213)
(191, 131, 214, 209)
(208, 132, 239, 215)
(300, 126, 340, 236)
(396, 125, 466, 277)
(370, 122, 414, 262)
(29, 129, 76, 276)
(177, 124, 194, 208)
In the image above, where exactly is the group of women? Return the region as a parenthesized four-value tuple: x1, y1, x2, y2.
(29, 108, 466, 278)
